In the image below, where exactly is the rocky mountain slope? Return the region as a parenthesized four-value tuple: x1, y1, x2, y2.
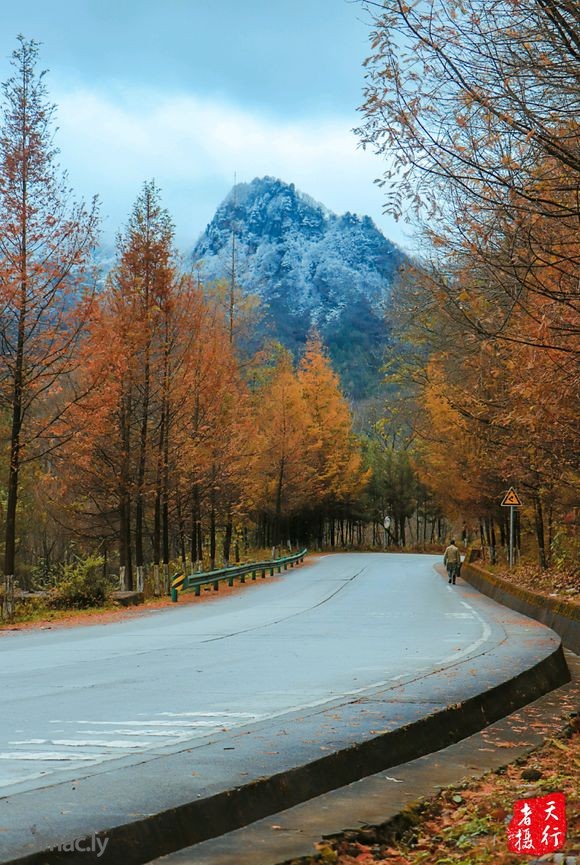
(192, 176, 405, 397)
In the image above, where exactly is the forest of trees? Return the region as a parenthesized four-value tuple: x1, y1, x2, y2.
(358, 0, 578, 568)
(1, 4, 577, 620)
(0, 38, 423, 615)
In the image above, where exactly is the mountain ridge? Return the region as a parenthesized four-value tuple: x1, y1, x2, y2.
(192, 176, 405, 397)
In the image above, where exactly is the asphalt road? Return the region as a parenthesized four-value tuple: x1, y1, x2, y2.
(0, 553, 499, 798)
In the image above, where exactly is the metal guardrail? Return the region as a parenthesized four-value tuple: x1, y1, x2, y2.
(170, 548, 308, 602)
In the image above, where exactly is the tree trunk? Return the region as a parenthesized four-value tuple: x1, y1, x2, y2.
(4, 388, 23, 608)
(176, 493, 187, 574)
(119, 493, 132, 591)
(274, 458, 285, 546)
(197, 510, 203, 564)
(190, 488, 198, 572)
(223, 512, 233, 565)
(119, 389, 133, 590)
(193, 486, 203, 565)
(489, 517, 497, 564)
(415, 508, 419, 547)
(3, 149, 28, 618)
(400, 515, 406, 546)
(210, 503, 216, 570)
(479, 520, 486, 559)
(135, 345, 151, 593)
(533, 493, 547, 569)
(547, 502, 554, 567)
(161, 436, 170, 593)
(152, 411, 165, 588)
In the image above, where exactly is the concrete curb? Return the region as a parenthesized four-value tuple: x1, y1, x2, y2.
(4, 644, 570, 865)
(149, 650, 580, 865)
(461, 562, 580, 654)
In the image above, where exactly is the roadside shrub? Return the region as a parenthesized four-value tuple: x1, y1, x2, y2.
(11, 594, 50, 622)
(29, 561, 62, 592)
(49, 555, 113, 610)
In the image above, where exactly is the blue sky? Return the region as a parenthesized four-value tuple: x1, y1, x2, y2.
(0, 1, 409, 249)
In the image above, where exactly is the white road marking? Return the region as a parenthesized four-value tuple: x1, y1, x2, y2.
(79, 729, 191, 737)
(9, 738, 151, 749)
(154, 712, 261, 718)
(54, 719, 230, 728)
(0, 752, 100, 762)
(1, 709, 268, 789)
(54, 740, 151, 748)
(441, 601, 492, 663)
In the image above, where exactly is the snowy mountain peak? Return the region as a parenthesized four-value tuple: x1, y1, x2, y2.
(193, 177, 406, 397)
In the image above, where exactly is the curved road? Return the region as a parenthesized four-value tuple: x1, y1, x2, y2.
(0, 552, 529, 798)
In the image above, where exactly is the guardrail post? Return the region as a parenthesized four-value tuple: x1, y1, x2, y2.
(195, 584, 201, 597)
(228, 576, 234, 587)
(213, 580, 219, 591)
(171, 573, 185, 603)
(269, 566, 274, 576)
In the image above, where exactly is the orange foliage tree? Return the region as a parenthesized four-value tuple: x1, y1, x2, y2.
(246, 338, 368, 549)
(297, 332, 368, 546)
(358, 0, 579, 567)
(57, 204, 252, 587)
(0, 38, 98, 612)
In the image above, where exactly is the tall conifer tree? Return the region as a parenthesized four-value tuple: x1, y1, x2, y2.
(0, 38, 98, 614)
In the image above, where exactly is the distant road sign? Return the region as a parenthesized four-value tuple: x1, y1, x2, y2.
(501, 488, 522, 507)
(383, 515, 391, 530)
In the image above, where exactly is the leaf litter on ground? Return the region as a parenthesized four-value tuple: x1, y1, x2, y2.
(298, 715, 579, 865)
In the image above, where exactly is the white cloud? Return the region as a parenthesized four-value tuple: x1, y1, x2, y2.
(53, 86, 409, 248)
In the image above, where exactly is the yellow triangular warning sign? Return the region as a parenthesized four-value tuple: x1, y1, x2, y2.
(501, 487, 522, 507)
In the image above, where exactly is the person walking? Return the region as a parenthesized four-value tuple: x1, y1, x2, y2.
(443, 539, 461, 584)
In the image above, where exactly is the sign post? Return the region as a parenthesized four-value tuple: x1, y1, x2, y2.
(501, 488, 522, 568)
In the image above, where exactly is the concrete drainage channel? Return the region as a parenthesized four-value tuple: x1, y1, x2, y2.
(0, 611, 570, 865)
